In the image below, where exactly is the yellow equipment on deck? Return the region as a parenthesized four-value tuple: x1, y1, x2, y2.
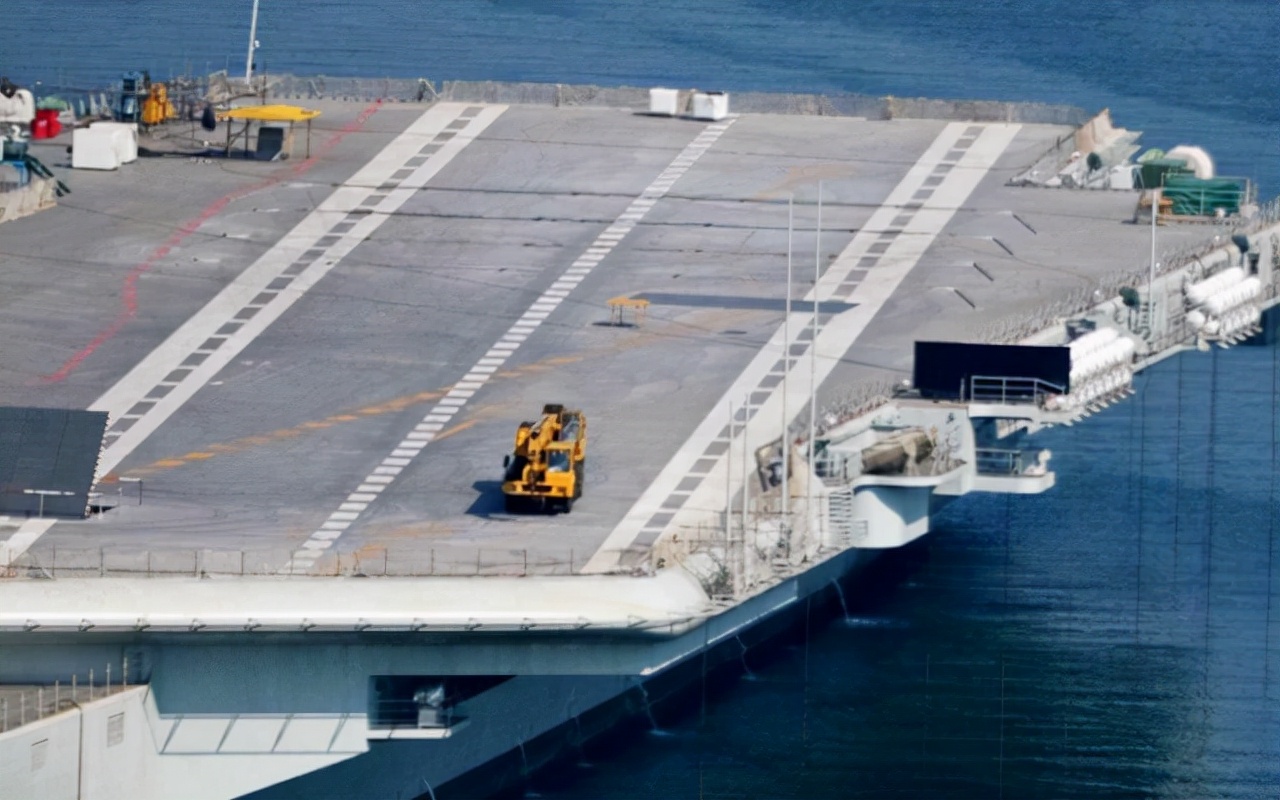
(501, 404, 587, 513)
(140, 82, 176, 126)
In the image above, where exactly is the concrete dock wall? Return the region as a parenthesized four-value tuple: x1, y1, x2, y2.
(0, 684, 361, 800)
(0, 686, 149, 800)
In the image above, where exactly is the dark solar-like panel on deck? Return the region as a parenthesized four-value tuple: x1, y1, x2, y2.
(0, 407, 108, 518)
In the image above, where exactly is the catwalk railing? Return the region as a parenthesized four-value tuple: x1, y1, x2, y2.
(2, 546, 590, 579)
(20, 70, 1089, 126)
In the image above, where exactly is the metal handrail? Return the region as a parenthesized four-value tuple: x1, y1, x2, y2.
(966, 375, 1066, 405)
(975, 448, 1026, 476)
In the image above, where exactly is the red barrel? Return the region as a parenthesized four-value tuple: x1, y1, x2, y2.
(33, 109, 61, 139)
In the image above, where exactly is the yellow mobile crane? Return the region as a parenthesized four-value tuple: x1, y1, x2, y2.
(501, 404, 586, 513)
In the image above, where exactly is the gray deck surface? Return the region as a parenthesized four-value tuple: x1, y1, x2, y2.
(0, 99, 1213, 576)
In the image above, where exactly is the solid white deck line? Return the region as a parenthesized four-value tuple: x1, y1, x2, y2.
(0, 570, 710, 632)
(278, 119, 738, 574)
(582, 122, 1022, 572)
(0, 104, 506, 569)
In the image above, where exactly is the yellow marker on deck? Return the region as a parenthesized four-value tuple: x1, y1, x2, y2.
(607, 296, 649, 326)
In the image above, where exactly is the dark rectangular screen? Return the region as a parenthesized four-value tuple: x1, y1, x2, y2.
(913, 341, 1071, 400)
(0, 407, 108, 518)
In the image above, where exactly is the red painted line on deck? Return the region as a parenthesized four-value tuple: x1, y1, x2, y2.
(38, 99, 384, 384)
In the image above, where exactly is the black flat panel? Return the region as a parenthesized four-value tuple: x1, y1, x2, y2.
(0, 408, 107, 518)
(913, 341, 1071, 400)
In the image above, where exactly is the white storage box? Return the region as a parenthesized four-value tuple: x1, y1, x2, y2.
(649, 88, 680, 116)
(90, 121, 139, 163)
(1108, 164, 1135, 191)
(72, 127, 122, 170)
(691, 91, 729, 121)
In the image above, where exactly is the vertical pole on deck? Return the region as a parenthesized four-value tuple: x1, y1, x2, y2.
(245, 0, 261, 84)
(726, 400, 734, 544)
(809, 182, 823, 543)
(1149, 187, 1160, 338)
(740, 391, 751, 593)
(782, 194, 792, 539)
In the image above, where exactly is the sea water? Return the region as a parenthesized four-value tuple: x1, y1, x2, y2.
(6, 1, 1278, 192)
(8, 2, 1279, 797)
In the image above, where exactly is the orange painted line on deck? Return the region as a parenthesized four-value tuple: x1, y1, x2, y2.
(100, 354, 579, 481)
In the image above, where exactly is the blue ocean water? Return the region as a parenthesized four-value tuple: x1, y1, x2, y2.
(7, 1, 1279, 192)
(8, 2, 1280, 797)
(530, 334, 1280, 799)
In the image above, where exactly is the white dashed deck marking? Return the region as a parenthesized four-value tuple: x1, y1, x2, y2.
(0, 103, 507, 569)
(582, 123, 1022, 573)
(280, 117, 739, 573)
